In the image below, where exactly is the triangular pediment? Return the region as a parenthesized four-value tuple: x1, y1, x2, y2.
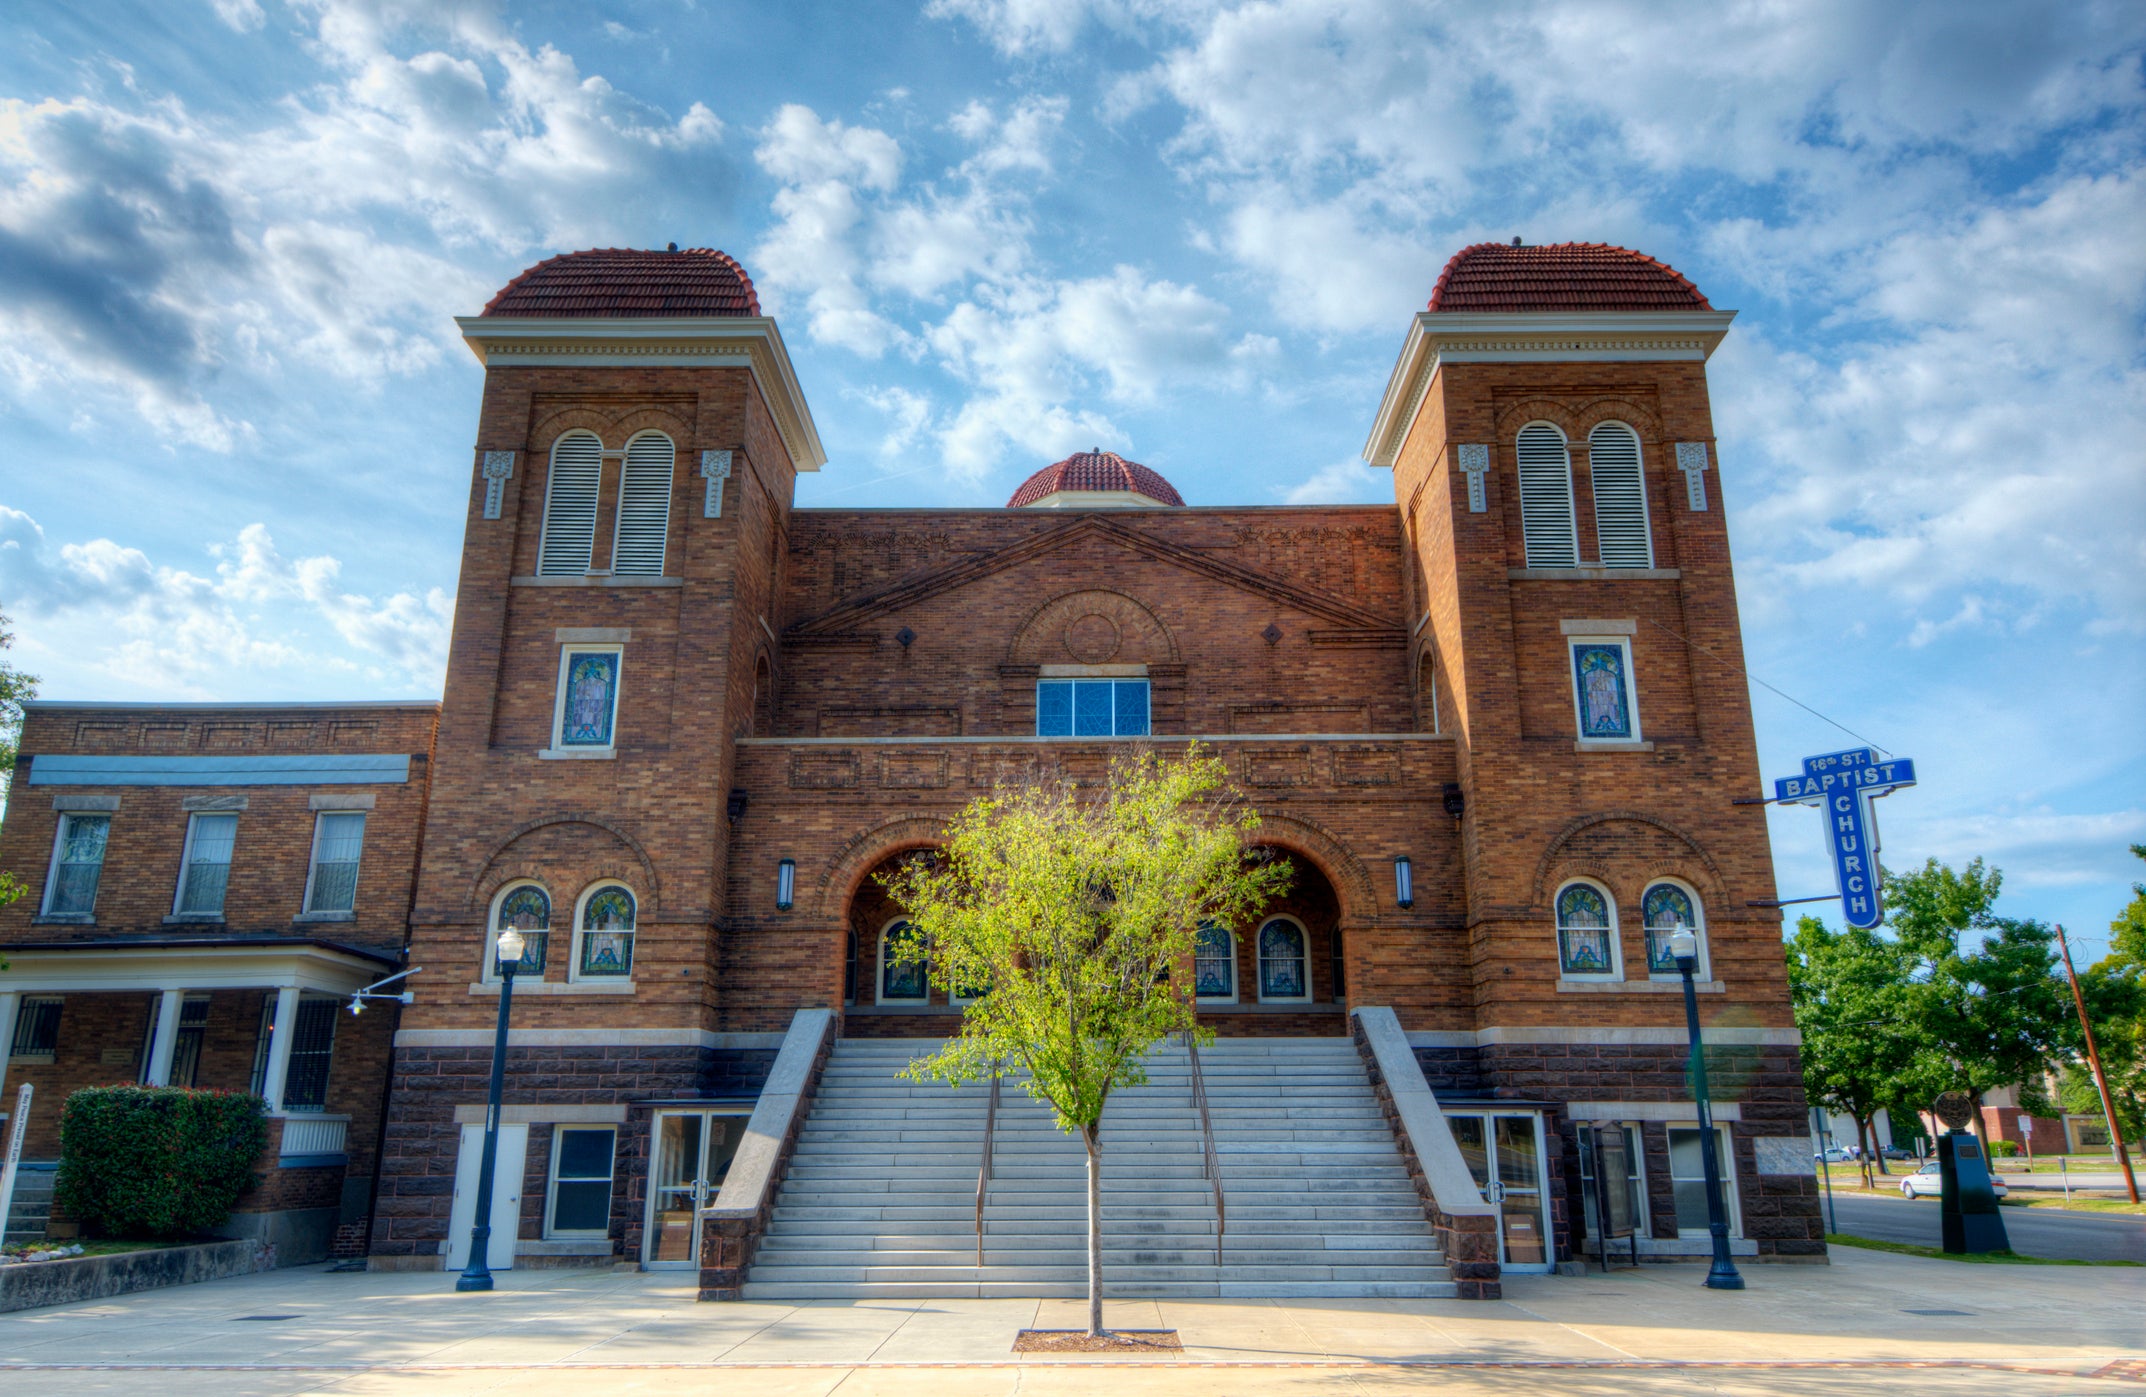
(786, 514, 1396, 639)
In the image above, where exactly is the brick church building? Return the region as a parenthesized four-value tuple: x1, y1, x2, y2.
(0, 241, 1823, 1289)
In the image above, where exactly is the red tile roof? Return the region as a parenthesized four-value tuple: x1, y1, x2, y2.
(1427, 242, 1711, 313)
(481, 247, 761, 318)
(1007, 451, 1185, 508)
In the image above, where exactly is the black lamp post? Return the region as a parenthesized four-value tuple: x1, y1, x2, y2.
(1671, 927, 1744, 1291)
(456, 923, 525, 1293)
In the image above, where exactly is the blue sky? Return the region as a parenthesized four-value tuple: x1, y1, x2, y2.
(1, 0, 2141, 950)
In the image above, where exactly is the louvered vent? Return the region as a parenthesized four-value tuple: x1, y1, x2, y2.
(613, 433, 674, 576)
(538, 432, 603, 576)
(1588, 422, 1653, 568)
(1515, 423, 1578, 568)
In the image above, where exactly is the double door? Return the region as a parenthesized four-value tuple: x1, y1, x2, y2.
(643, 1109, 749, 1268)
(1446, 1111, 1552, 1272)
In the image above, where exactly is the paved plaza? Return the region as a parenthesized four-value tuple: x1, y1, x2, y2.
(0, 1247, 2139, 1394)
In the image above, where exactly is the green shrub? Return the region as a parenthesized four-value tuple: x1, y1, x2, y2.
(56, 1086, 268, 1239)
(1989, 1139, 2020, 1157)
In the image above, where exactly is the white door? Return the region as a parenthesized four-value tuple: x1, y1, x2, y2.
(446, 1122, 528, 1271)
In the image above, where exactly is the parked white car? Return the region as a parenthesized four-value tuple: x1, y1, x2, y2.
(1899, 1160, 2008, 1199)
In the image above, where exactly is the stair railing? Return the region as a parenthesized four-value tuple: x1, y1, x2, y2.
(974, 1064, 1001, 1267)
(1183, 1032, 1225, 1268)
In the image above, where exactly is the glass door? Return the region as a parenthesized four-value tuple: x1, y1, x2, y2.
(644, 1110, 751, 1267)
(1445, 1110, 1553, 1273)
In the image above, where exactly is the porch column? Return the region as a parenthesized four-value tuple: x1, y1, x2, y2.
(0, 991, 18, 1103)
(260, 985, 301, 1114)
(143, 989, 185, 1087)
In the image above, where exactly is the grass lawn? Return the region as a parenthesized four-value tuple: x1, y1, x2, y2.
(2, 1240, 181, 1260)
(2000, 1195, 2146, 1216)
(1825, 1234, 2142, 1266)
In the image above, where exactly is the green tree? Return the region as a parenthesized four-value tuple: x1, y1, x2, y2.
(881, 746, 1290, 1338)
(1886, 858, 2070, 1148)
(1786, 915, 1921, 1180)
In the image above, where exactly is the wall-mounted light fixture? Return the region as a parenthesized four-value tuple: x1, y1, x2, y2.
(776, 858, 795, 911)
(1442, 782, 1465, 819)
(1394, 855, 1414, 909)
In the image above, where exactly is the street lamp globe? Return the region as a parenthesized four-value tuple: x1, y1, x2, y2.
(1669, 928, 1698, 973)
(496, 926, 526, 967)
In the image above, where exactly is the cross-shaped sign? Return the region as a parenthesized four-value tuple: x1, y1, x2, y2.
(1772, 746, 1917, 930)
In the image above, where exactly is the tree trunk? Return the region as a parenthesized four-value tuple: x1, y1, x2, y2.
(1873, 1112, 1891, 1175)
(1083, 1122, 1104, 1338)
(1855, 1115, 1876, 1188)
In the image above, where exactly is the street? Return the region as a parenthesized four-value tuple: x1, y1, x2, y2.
(1826, 1191, 2146, 1262)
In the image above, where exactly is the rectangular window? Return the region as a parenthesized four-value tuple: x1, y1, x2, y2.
(554, 646, 623, 750)
(1569, 638, 1640, 742)
(1035, 679, 1149, 737)
(43, 814, 111, 917)
(548, 1126, 617, 1236)
(168, 993, 212, 1088)
(1668, 1126, 1740, 1236)
(305, 812, 367, 914)
(174, 812, 238, 916)
(281, 999, 340, 1111)
(10, 997, 62, 1060)
(1578, 1123, 1649, 1240)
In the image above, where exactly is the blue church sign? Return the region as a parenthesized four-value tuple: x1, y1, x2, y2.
(1773, 747, 1917, 930)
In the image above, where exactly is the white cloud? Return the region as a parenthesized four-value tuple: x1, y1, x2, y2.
(0, 506, 450, 693)
(1283, 457, 1387, 505)
(209, 0, 266, 32)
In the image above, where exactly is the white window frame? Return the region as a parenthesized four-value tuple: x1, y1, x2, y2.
(544, 1124, 618, 1239)
(611, 431, 675, 577)
(1640, 879, 1708, 981)
(41, 812, 111, 919)
(1515, 421, 1579, 568)
(1569, 635, 1643, 745)
(537, 430, 605, 576)
(1554, 878, 1623, 982)
(1034, 677, 1151, 738)
(1587, 421, 1653, 568)
(1668, 1124, 1742, 1238)
(1254, 915, 1311, 1004)
(876, 916, 929, 1005)
(172, 811, 239, 919)
(1193, 922, 1238, 1004)
(483, 880, 554, 984)
(300, 810, 367, 917)
(569, 882, 638, 983)
(549, 644, 624, 757)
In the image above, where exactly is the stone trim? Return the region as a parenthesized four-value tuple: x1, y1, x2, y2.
(556, 627, 633, 643)
(179, 795, 249, 812)
(1405, 1026, 1800, 1047)
(308, 792, 376, 811)
(1558, 978, 1722, 994)
(51, 794, 121, 812)
(1559, 619, 1638, 635)
(699, 1008, 837, 1300)
(393, 1027, 743, 1048)
(452, 1103, 630, 1125)
(1566, 1101, 1744, 1123)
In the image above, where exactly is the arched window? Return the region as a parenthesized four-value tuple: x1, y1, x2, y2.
(1256, 917, 1309, 1002)
(539, 431, 604, 576)
(576, 884, 637, 978)
(1515, 423, 1578, 568)
(1416, 649, 1440, 734)
(1643, 882, 1704, 977)
(490, 883, 550, 979)
(1194, 922, 1236, 1001)
(612, 432, 675, 576)
(879, 918, 927, 1003)
(1588, 422, 1652, 568)
(1555, 882, 1618, 978)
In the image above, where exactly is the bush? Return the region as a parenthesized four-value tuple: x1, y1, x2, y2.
(56, 1086, 268, 1239)
(1989, 1139, 2020, 1157)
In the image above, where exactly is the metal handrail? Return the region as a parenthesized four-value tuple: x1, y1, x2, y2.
(975, 1066, 1001, 1267)
(1183, 1032, 1225, 1268)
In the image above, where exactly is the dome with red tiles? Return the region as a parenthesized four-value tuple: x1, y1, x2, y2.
(1427, 241, 1710, 313)
(481, 247, 761, 318)
(1007, 450, 1184, 509)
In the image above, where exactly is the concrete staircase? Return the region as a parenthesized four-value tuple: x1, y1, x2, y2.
(741, 1035, 1453, 1299)
(4, 1165, 55, 1246)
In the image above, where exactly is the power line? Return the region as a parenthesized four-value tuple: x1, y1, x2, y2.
(1635, 614, 1892, 757)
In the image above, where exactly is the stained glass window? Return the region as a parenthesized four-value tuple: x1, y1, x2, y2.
(1557, 883, 1615, 976)
(559, 650, 621, 748)
(880, 919, 927, 1002)
(1257, 918, 1307, 1000)
(496, 884, 551, 976)
(46, 814, 109, 916)
(1643, 883, 1698, 974)
(1570, 642, 1634, 740)
(176, 813, 237, 916)
(306, 813, 365, 914)
(579, 885, 636, 977)
(1194, 922, 1235, 999)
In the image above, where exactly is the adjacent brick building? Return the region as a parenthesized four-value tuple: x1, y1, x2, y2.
(1, 239, 1822, 1277)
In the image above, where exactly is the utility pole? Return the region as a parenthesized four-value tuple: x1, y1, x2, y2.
(2057, 925, 2139, 1204)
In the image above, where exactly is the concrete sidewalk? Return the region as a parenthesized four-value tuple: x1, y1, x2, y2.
(0, 1247, 2138, 1394)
